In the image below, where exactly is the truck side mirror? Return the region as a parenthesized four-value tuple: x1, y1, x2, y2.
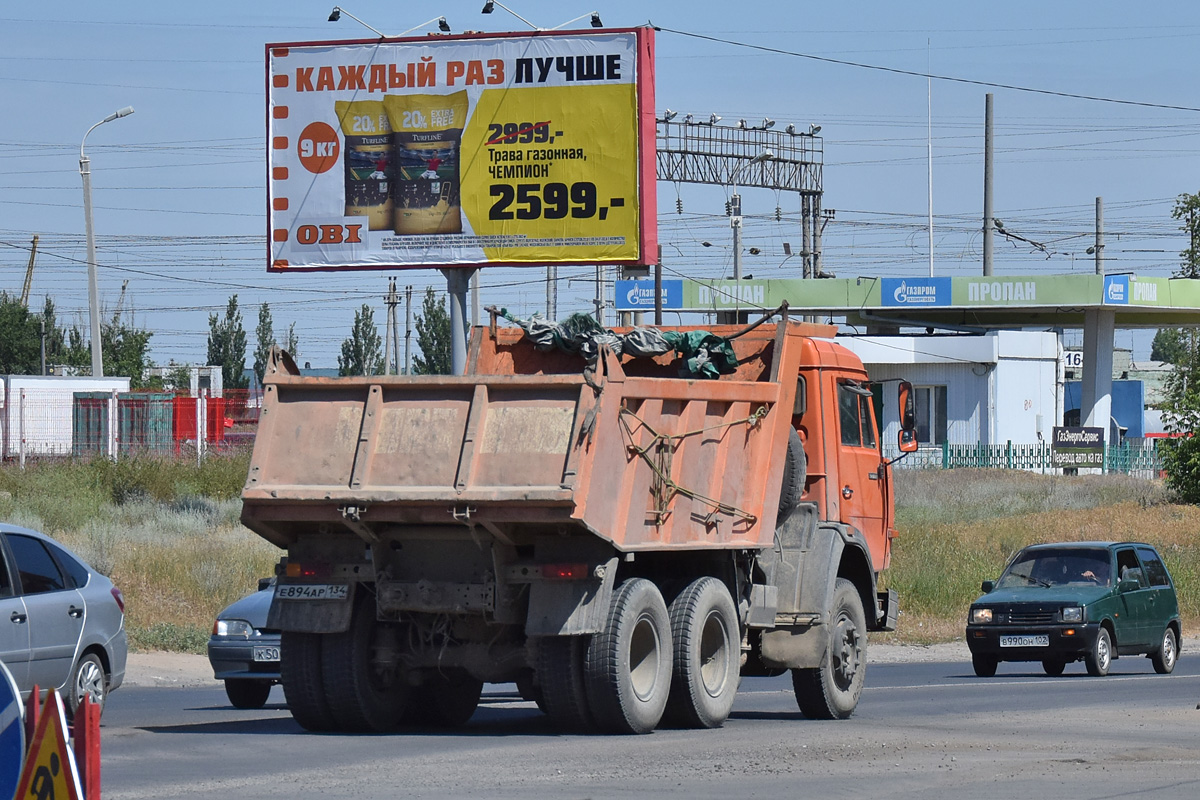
(981, 580, 995, 593)
(898, 381, 916, 432)
(897, 381, 918, 452)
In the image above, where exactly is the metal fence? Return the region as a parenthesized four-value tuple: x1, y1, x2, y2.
(886, 440, 1164, 478)
(1, 387, 260, 465)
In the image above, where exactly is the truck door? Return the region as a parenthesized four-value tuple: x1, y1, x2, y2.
(835, 380, 885, 566)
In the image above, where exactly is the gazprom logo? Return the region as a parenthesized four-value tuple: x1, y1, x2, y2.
(882, 277, 949, 307)
(615, 279, 682, 310)
(1104, 275, 1129, 305)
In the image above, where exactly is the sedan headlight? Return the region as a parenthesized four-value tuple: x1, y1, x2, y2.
(1061, 606, 1084, 623)
(970, 608, 994, 624)
(214, 619, 254, 638)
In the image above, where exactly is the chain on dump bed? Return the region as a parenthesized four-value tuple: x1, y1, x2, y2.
(618, 405, 769, 527)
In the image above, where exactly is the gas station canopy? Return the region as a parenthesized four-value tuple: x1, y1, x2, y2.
(615, 273, 1200, 441)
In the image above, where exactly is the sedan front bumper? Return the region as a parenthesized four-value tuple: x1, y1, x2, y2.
(207, 636, 282, 681)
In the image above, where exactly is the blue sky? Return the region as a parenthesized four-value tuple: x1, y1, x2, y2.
(2, 1, 1198, 367)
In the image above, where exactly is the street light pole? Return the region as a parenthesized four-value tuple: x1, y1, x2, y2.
(80, 106, 134, 378)
(724, 150, 772, 323)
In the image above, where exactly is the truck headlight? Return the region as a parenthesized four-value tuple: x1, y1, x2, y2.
(1061, 606, 1083, 623)
(970, 608, 993, 624)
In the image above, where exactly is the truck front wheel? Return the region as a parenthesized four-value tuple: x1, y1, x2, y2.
(791, 578, 866, 720)
(280, 631, 336, 731)
(585, 578, 673, 734)
(663, 577, 740, 729)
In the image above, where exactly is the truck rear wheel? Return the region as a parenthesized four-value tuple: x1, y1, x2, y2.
(791, 578, 866, 720)
(280, 631, 336, 731)
(663, 577, 740, 729)
(408, 670, 483, 728)
(321, 598, 409, 732)
(538, 636, 594, 732)
(585, 578, 673, 734)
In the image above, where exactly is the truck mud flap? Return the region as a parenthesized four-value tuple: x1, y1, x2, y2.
(267, 585, 356, 634)
(525, 556, 618, 636)
(759, 624, 826, 669)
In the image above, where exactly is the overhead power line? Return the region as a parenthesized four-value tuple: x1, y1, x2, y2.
(651, 25, 1200, 113)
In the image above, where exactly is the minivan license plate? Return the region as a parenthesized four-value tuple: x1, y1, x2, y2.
(275, 584, 349, 601)
(1000, 634, 1049, 648)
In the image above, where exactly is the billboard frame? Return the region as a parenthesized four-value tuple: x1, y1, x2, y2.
(265, 26, 657, 273)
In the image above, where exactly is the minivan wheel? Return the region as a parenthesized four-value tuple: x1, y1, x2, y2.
(1151, 627, 1178, 675)
(1085, 628, 1112, 677)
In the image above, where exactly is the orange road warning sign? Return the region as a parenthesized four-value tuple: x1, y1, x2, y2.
(13, 691, 81, 800)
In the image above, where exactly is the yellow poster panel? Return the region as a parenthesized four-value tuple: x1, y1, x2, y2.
(460, 83, 639, 263)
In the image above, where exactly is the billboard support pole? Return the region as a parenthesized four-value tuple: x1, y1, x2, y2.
(443, 269, 474, 375)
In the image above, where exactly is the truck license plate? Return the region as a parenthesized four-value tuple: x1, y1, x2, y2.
(1000, 634, 1049, 648)
(275, 583, 349, 601)
(253, 646, 280, 662)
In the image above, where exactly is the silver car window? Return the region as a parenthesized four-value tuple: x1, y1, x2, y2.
(5, 534, 68, 595)
(42, 540, 90, 589)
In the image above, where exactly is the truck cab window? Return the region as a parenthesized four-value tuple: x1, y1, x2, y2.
(839, 384, 862, 447)
(838, 382, 875, 448)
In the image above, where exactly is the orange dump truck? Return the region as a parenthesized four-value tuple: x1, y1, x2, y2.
(240, 311, 915, 734)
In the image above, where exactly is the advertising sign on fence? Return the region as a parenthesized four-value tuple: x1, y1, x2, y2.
(1052, 426, 1104, 467)
(267, 28, 656, 271)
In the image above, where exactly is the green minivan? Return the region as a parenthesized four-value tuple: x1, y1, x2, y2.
(966, 541, 1181, 677)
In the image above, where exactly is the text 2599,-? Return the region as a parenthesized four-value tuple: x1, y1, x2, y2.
(490, 182, 623, 221)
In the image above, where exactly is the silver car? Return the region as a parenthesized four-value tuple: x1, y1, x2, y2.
(0, 523, 127, 717)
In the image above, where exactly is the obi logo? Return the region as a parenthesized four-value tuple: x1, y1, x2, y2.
(295, 224, 363, 245)
(1104, 275, 1129, 304)
(882, 277, 949, 307)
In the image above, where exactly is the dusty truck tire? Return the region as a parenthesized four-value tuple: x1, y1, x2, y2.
(408, 670, 484, 728)
(538, 636, 595, 732)
(663, 577, 740, 729)
(792, 578, 866, 720)
(585, 578, 673, 734)
(281, 631, 337, 731)
(321, 598, 409, 732)
(778, 427, 807, 517)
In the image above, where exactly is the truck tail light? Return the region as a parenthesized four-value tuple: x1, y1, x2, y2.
(285, 562, 331, 578)
(541, 563, 589, 580)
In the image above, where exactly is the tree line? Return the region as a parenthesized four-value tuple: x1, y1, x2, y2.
(0, 287, 452, 388)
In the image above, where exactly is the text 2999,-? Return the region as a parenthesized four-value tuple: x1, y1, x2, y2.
(490, 182, 610, 220)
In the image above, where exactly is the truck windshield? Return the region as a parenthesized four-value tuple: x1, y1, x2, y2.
(996, 548, 1112, 589)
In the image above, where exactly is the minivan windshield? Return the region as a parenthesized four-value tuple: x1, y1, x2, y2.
(996, 547, 1112, 589)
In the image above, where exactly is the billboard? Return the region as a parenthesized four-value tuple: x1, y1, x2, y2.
(266, 28, 656, 272)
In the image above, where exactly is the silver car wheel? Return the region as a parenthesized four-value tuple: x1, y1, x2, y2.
(76, 656, 106, 705)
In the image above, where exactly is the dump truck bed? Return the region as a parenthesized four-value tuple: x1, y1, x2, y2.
(241, 319, 836, 552)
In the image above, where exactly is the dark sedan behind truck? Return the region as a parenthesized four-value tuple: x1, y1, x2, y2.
(967, 541, 1180, 677)
(208, 578, 280, 708)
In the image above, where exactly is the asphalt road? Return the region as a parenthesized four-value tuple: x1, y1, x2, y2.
(99, 654, 1200, 799)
